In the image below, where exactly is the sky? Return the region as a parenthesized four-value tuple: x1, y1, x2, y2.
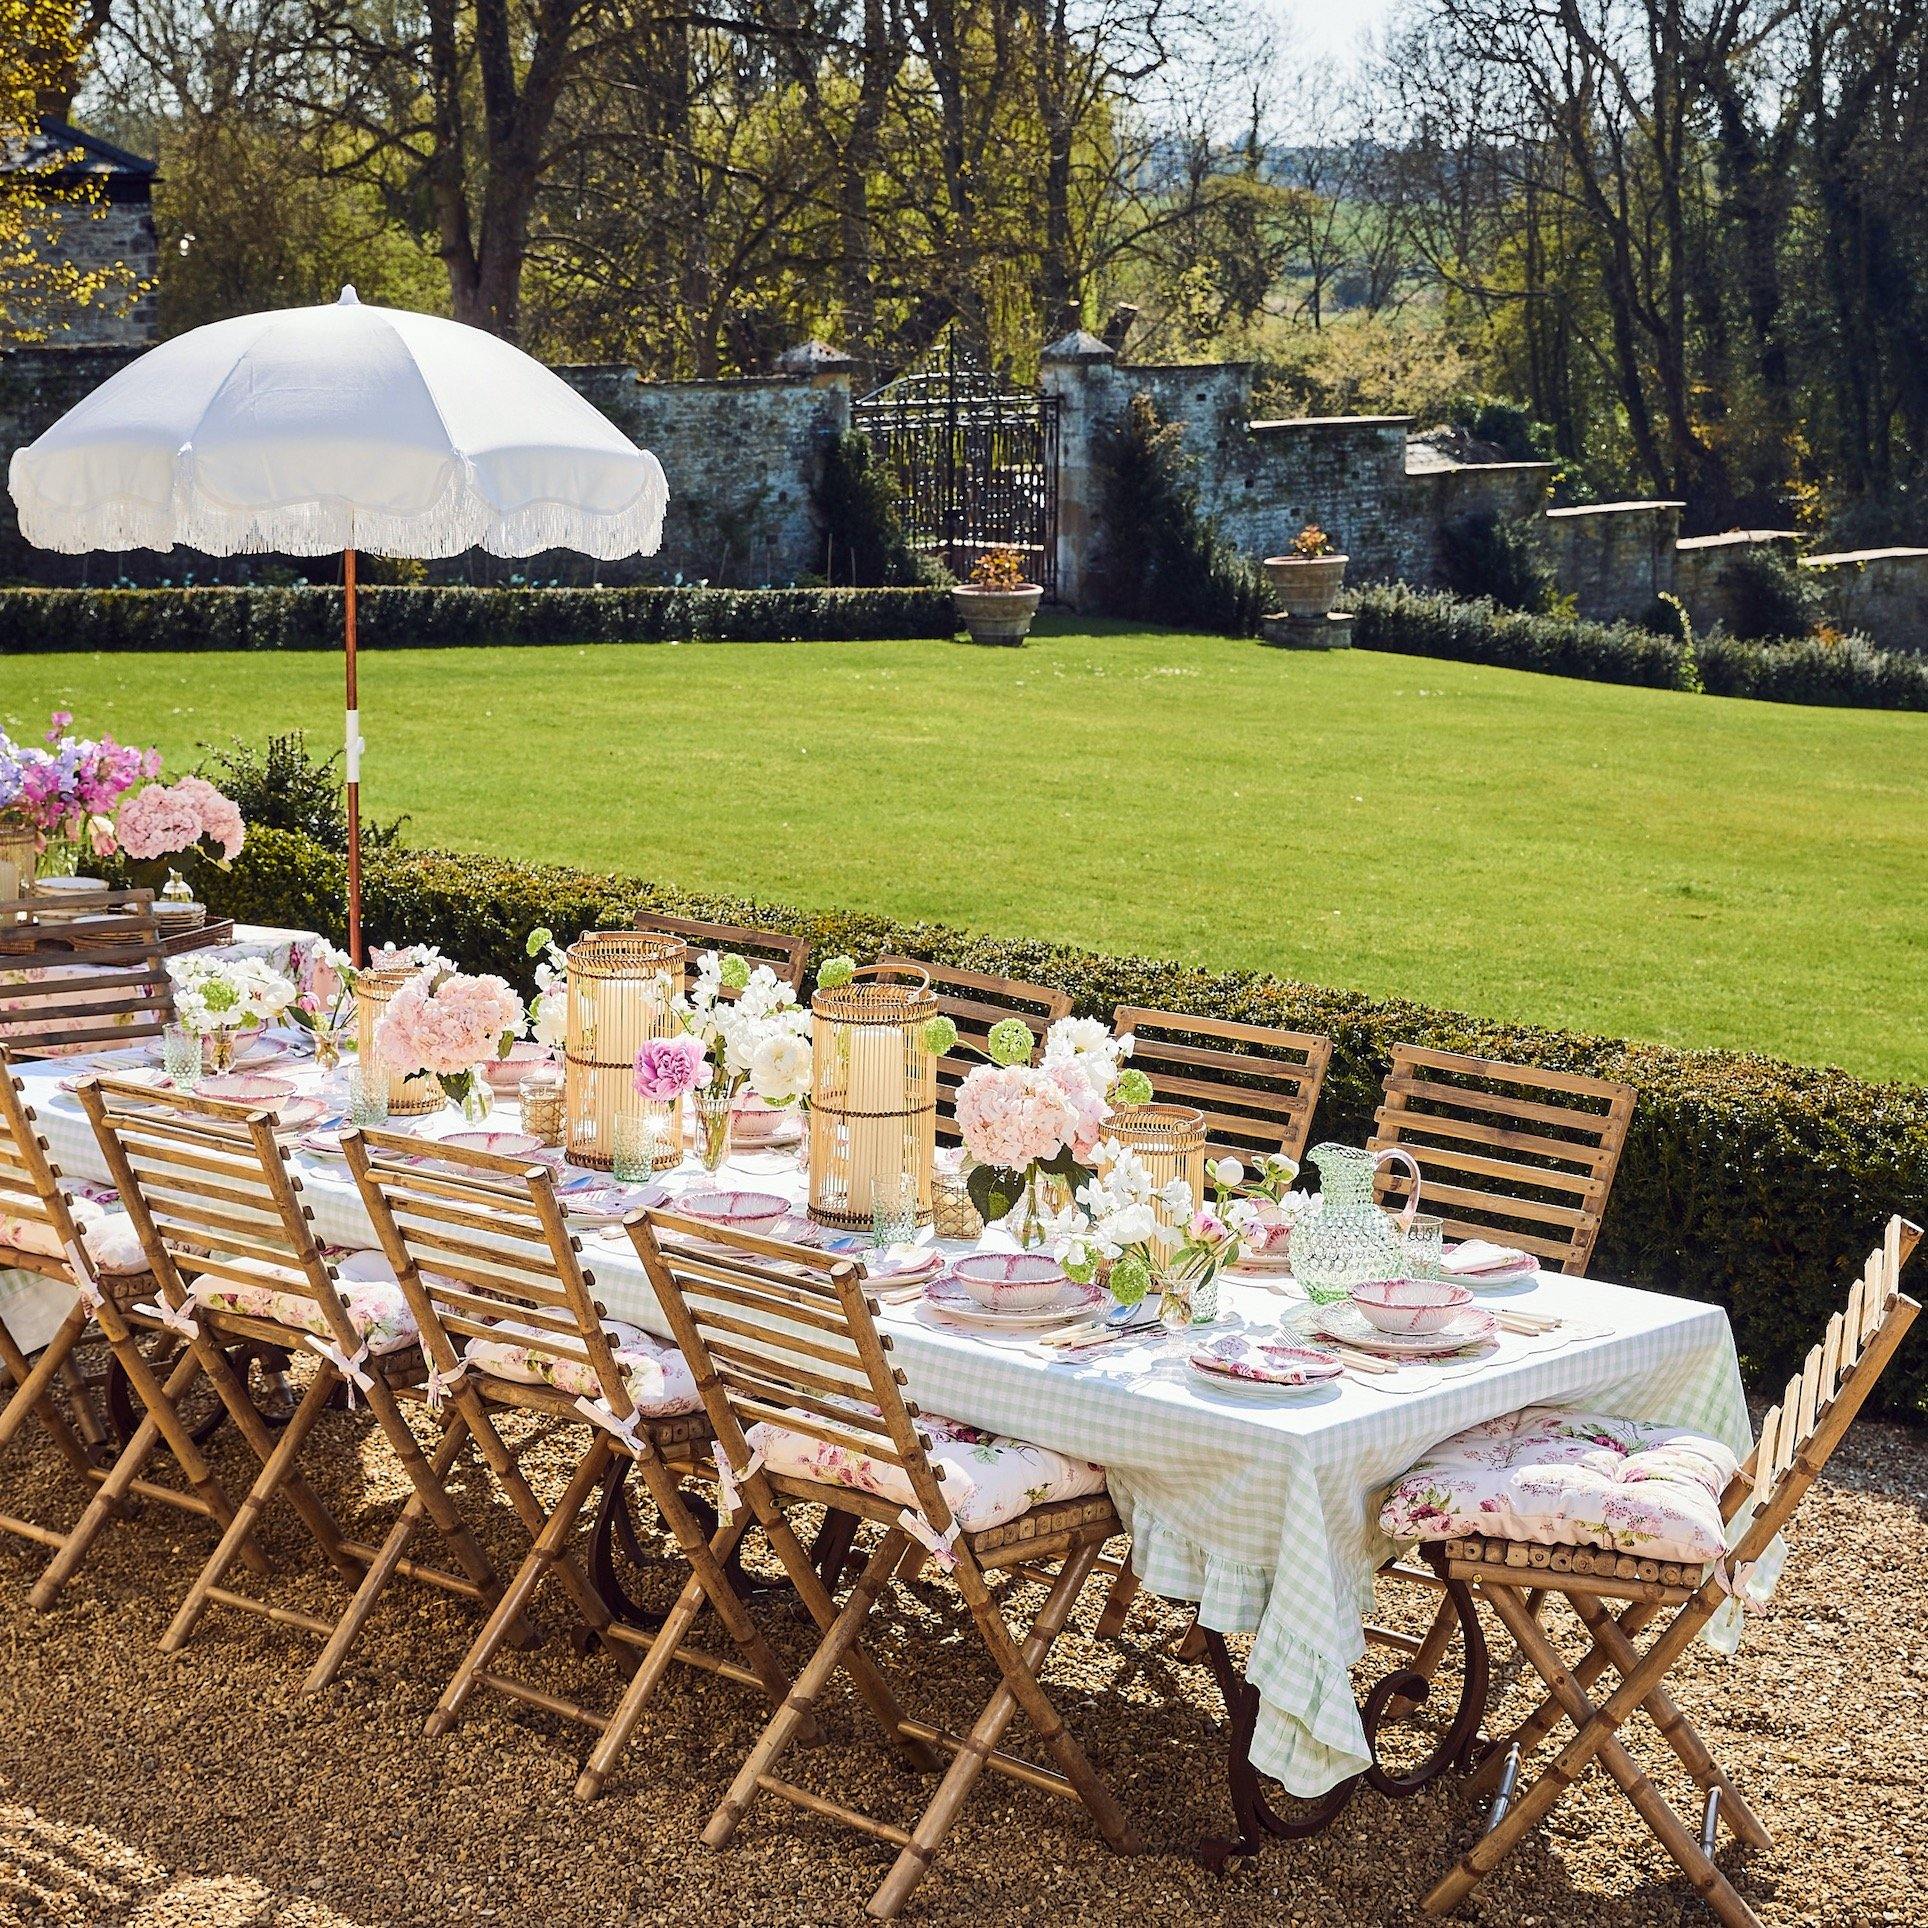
(1261, 0, 1397, 69)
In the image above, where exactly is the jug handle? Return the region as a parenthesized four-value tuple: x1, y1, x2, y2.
(1373, 1147, 1423, 1232)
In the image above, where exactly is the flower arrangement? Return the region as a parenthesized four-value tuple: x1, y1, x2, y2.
(664, 949, 816, 1108)
(1218, 1151, 1312, 1258)
(284, 939, 358, 1066)
(1288, 523, 1334, 560)
(954, 1014, 1149, 1231)
(525, 926, 570, 1050)
(167, 954, 297, 1069)
(373, 965, 525, 1116)
(0, 710, 160, 860)
(115, 774, 246, 868)
(968, 548, 1030, 590)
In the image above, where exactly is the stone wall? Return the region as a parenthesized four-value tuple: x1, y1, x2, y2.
(31, 201, 160, 347)
(1800, 548, 1928, 650)
(0, 346, 849, 589)
(1541, 501, 1683, 623)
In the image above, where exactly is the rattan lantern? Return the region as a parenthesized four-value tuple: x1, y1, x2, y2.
(1101, 1103, 1207, 1242)
(562, 930, 686, 1171)
(355, 963, 443, 1116)
(808, 965, 938, 1230)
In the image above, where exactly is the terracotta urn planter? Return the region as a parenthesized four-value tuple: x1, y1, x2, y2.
(1262, 553, 1349, 620)
(952, 582, 1043, 646)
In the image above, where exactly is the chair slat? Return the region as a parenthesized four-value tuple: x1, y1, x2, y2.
(633, 911, 807, 994)
(1794, 1343, 1824, 1447)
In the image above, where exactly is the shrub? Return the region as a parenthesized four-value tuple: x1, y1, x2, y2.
(1087, 393, 1266, 636)
(1352, 584, 1928, 711)
(811, 434, 942, 589)
(207, 824, 1928, 1417)
(0, 583, 957, 653)
(1719, 547, 1823, 642)
(197, 731, 405, 853)
(1435, 507, 1558, 613)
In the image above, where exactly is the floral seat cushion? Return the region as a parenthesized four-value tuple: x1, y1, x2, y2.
(0, 1191, 149, 1277)
(746, 1409, 1106, 1536)
(464, 1318, 701, 1418)
(187, 1253, 419, 1356)
(1379, 1405, 1740, 1567)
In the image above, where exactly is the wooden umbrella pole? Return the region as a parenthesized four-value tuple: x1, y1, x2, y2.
(344, 547, 362, 965)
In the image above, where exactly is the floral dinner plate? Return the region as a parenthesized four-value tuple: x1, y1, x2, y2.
(1309, 1301, 1498, 1358)
(923, 1273, 1106, 1329)
(1188, 1335, 1344, 1391)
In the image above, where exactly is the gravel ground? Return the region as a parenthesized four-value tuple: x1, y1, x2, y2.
(0, 1376, 1921, 1928)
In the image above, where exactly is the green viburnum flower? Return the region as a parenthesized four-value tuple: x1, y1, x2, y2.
(719, 952, 751, 993)
(1114, 1067, 1153, 1108)
(817, 954, 856, 989)
(525, 926, 554, 959)
(922, 1015, 959, 1056)
(1110, 1250, 1153, 1305)
(986, 1017, 1034, 1066)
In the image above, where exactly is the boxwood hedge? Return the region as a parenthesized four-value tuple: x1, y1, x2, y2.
(0, 583, 956, 652)
(204, 826, 1928, 1416)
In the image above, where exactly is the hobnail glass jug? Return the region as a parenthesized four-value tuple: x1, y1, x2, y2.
(1291, 1142, 1424, 1304)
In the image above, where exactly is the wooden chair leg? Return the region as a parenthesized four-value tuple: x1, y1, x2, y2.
(703, 1527, 912, 1851)
(1092, 1554, 1141, 1640)
(428, 1438, 613, 1739)
(1506, 1598, 1664, 1759)
(161, 1367, 337, 1653)
(1385, 1594, 1463, 1721)
(868, 1539, 1137, 1922)
(0, 1308, 96, 1480)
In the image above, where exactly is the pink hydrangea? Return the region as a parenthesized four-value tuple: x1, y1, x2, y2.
(113, 775, 246, 862)
(634, 1034, 708, 1101)
(171, 775, 246, 859)
(954, 1063, 1080, 1171)
(375, 970, 525, 1077)
(1044, 1057, 1113, 1163)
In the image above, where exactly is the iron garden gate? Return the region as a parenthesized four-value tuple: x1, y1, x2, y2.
(852, 339, 1062, 596)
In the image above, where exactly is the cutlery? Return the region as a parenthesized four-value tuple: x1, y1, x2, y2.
(1326, 1342, 1398, 1377)
(1494, 1308, 1563, 1335)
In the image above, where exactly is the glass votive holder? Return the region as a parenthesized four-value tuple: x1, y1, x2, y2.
(344, 1064, 390, 1128)
(520, 1063, 564, 1146)
(868, 1172, 920, 1248)
(611, 1110, 665, 1184)
(1402, 1212, 1447, 1279)
(161, 1023, 204, 1089)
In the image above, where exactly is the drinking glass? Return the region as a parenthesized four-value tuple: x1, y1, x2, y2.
(869, 1172, 920, 1248)
(1402, 1212, 1447, 1280)
(691, 1086, 735, 1174)
(612, 1110, 665, 1184)
(344, 1064, 389, 1128)
(161, 1023, 204, 1088)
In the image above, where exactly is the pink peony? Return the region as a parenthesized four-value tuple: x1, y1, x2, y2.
(1190, 1207, 1229, 1244)
(375, 970, 525, 1078)
(954, 1063, 1080, 1171)
(633, 1034, 708, 1101)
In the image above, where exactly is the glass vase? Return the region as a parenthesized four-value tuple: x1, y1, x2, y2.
(1006, 1167, 1073, 1250)
(313, 1023, 348, 1075)
(692, 1085, 735, 1173)
(452, 1072, 493, 1125)
(205, 1030, 236, 1075)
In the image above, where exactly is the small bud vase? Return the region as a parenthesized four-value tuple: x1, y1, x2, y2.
(445, 1071, 493, 1125)
(205, 1030, 236, 1075)
(692, 1085, 735, 1173)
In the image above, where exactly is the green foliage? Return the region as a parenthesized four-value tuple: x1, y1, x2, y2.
(1352, 584, 1928, 711)
(811, 435, 943, 588)
(1435, 508, 1558, 613)
(0, 584, 956, 651)
(1718, 548, 1825, 642)
(205, 823, 1928, 1416)
(1088, 394, 1266, 636)
(198, 731, 405, 854)
(1444, 395, 1560, 465)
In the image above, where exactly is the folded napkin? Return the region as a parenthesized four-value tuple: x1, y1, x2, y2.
(1441, 1238, 1539, 1278)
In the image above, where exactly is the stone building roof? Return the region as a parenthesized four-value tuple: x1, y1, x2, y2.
(0, 118, 157, 201)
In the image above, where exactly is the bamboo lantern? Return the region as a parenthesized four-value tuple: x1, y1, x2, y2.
(562, 930, 686, 1171)
(355, 963, 443, 1116)
(0, 827, 35, 903)
(1101, 1103, 1207, 1244)
(808, 965, 937, 1231)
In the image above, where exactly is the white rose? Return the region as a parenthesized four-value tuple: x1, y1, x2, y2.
(1211, 1156, 1245, 1189)
(749, 1032, 812, 1105)
(532, 994, 568, 1048)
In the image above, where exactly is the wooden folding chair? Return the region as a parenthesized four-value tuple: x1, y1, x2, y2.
(634, 1204, 1137, 1920)
(0, 888, 175, 1059)
(633, 910, 808, 995)
(0, 1050, 260, 1602)
(1420, 1216, 1920, 1924)
(875, 954, 1071, 1142)
(77, 1077, 502, 1686)
(1112, 1005, 1332, 1168)
(1369, 1043, 1638, 1276)
(344, 1126, 791, 1793)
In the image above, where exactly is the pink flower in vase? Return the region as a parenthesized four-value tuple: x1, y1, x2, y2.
(634, 1034, 708, 1102)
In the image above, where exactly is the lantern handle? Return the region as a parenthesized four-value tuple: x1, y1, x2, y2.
(849, 963, 933, 993)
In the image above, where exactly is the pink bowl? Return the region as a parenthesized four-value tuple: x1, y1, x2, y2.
(950, 1251, 1069, 1312)
(199, 1073, 298, 1111)
(483, 1042, 551, 1094)
(1349, 1275, 1475, 1335)
(731, 1095, 796, 1145)
(679, 1189, 790, 1239)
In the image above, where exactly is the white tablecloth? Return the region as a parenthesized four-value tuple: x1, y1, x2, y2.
(7, 1043, 1751, 1797)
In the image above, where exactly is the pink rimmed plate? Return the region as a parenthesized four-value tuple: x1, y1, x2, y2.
(1188, 1335, 1345, 1392)
(923, 1273, 1106, 1329)
(1310, 1301, 1499, 1358)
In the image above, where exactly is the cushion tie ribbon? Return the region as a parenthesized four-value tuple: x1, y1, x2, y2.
(134, 1296, 199, 1342)
(424, 1360, 468, 1415)
(573, 1394, 648, 1456)
(1710, 1557, 1764, 1614)
(713, 1445, 766, 1520)
(896, 1508, 962, 1572)
(304, 1334, 374, 1407)
(64, 1243, 105, 1314)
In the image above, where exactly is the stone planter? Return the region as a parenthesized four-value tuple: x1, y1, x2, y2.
(1262, 553, 1349, 620)
(953, 583, 1043, 646)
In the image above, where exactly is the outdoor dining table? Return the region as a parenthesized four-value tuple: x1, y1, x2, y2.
(7, 1040, 1753, 1861)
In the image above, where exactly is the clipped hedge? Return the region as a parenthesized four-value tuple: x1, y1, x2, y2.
(1352, 582, 1928, 711)
(207, 825, 1928, 1417)
(0, 584, 957, 653)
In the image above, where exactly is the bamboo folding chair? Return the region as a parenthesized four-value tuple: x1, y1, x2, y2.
(632, 910, 809, 995)
(1369, 1043, 1638, 1276)
(77, 1077, 502, 1686)
(1111, 1005, 1332, 1168)
(634, 1204, 1137, 1921)
(1419, 1216, 1920, 1924)
(0, 1051, 258, 1603)
(343, 1127, 791, 1793)
(0, 888, 175, 1059)
(875, 954, 1072, 1142)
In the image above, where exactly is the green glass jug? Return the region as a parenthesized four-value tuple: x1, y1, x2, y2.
(1291, 1142, 1424, 1305)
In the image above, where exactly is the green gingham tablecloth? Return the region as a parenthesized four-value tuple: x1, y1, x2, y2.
(10, 1047, 1751, 1798)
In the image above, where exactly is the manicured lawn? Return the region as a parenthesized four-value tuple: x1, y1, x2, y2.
(4, 620, 1924, 1083)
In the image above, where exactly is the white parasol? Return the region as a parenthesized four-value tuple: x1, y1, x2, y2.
(7, 285, 668, 959)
